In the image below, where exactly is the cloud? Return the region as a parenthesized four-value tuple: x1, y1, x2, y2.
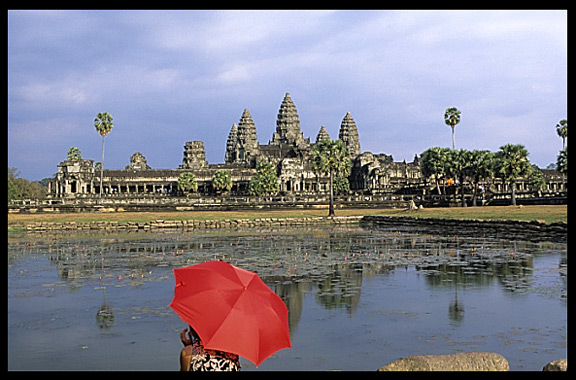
(8, 10, 567, 180)
(11, 82, 88, 106)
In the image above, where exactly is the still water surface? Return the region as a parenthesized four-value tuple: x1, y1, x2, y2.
(8, 225, 566, 371)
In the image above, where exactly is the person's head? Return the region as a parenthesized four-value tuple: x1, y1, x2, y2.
(188, 326, 200, 342)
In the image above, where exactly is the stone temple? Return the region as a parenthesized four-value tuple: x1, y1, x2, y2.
(49, 93, 423, 197)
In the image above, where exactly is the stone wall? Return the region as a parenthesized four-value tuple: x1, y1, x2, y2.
(8, 195, 412, 214)
(17, 215, 364, 234)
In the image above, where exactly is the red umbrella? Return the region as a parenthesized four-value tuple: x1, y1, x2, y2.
(169, 260, 291, 366)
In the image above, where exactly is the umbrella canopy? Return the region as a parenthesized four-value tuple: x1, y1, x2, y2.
(169, 260, 291, 366)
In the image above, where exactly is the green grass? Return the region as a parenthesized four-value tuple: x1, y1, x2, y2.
(369, 205, 567, 224)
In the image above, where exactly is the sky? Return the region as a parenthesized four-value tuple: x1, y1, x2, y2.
(8, 9, 567, 181)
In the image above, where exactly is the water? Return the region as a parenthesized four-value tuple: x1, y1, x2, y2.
(8, 225, 566, 371)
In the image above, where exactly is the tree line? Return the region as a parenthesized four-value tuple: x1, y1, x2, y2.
(421, 144, 539, 207)
(421, 112, 567, 207)
(8, 168, 49, 202)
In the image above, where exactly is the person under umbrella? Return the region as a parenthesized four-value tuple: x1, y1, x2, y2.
(179, 325, 240, 371)
(170, 260, 291, 371)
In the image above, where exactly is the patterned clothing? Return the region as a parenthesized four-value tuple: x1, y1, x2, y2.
(189, 341, 241, 371)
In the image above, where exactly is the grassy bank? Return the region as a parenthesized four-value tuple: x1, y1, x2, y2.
(7, 205, 567, 230)
(369, 204, 567, 224)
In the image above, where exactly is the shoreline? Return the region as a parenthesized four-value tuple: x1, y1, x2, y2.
(10, 212, 566, 243)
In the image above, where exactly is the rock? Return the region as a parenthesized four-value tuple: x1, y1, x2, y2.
(542, 359, 567, 371)
(377, 352, 509, 371)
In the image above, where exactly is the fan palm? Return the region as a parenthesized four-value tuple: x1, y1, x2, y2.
(420, 147, 451, 199)
(312, 139, 351, 217)
(178, 172, 198, 194)
(468, 150, 495, 206)
(444, 107, 461, 150)
(494, 144, 531, 206)
(556, 119, 567, 150)
(67, 147, 83, 161)
(94, 112, 114, 198)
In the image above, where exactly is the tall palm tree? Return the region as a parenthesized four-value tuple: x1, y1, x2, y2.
(94, 112, 114, 198)
(555, 119, 567, 188)
(444, 107, 461, 150)
(449, 149, 473, 207)
(556, 119, 567, 150)
(556, 148, 567, 176)
(468, 149, 495, 206)
(494, 143, 531, 206)
(312, 139, 351, 217)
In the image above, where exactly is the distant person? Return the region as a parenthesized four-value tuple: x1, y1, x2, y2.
(179, 326, 241, 371)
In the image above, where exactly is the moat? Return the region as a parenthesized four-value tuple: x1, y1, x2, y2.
(8, 225, 566, 371)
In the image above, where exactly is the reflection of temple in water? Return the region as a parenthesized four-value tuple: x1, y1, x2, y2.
(8, 227, 564, 336)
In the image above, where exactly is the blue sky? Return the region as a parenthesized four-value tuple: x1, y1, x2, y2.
(8, 10, 567, 181)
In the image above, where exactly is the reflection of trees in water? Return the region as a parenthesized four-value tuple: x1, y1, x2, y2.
(95, 287, 115, 329)
(449, 283, 464, 326)
(418, 249, 534, 293)
(272, 262, 388, 332)
(273, 280, 310, 336)
(8, 227, 566, 334)
(315, 266, 363, 315)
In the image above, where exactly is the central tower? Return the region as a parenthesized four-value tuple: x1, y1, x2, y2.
(270, 93, 307, 147)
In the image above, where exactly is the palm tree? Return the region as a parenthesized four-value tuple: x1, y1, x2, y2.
(94, 112, 114, 198)
(556, 148, 567, 176)
(177, 172, 198, 194)
(67, 147, 83, 161)
(494, 144, 531, 206)
(449, 149, 473, 207)
(312, 139, 351, 217)
(527, 164, 547, 195)
(444, 107, 461, 149)
(468, 150, 495, 206)
(556, 119, 567, 150)
(555, 120, 567, 188)
(420, 147, 451, 199)
(212, 170, 233, 194)
(248, 162, 280, 196)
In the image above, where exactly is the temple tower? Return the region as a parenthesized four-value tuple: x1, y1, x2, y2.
(225, 123, 238, 164)
(235, 109, 259, 166)
(271, 93, 307, 147)
(179, 141, 208, 169)
(125, 152, 151, 170)
(338, 112, 361, 157)
(315, 125, 330, 143)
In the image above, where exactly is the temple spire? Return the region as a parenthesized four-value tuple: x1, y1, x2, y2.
(338, 112, 361, 157)
(235, 109, 259, 166)
(272, 93, 303, 145)
(225, 123, 238, 164)
(315, 125, 330, 143)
